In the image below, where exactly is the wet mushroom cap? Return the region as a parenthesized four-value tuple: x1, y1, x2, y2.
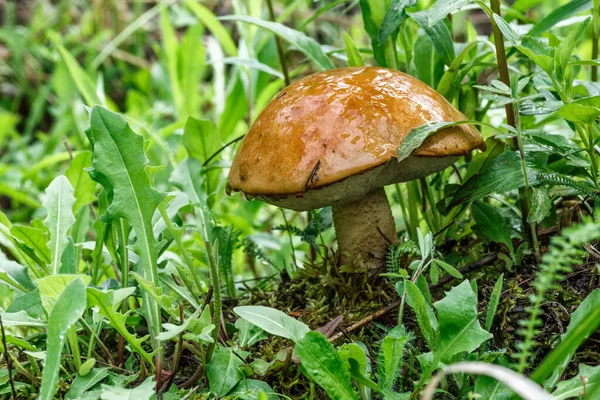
(227, 66, 484, 210)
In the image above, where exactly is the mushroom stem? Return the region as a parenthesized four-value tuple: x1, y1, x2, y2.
(332, 187, 397, 272)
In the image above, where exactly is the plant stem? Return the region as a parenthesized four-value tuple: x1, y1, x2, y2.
(266, 0, 290, 86)
(159, 206, 204, 295)
(205, 240, 221, 363)
(490, 0, 534, 254)
(0, 316, 17, 399)
(280, 208, 298, 274)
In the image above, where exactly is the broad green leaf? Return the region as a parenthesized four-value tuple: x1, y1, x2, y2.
(410, 10, 455, 66)
(66, 151, 96, 213)
(552, 364, 600, 400)
(448, 149, 539, 210)
(378, 325, 411, 390)
(429, 0, 469, 26)
(412, 29, 444, 89)
(169, 158, 206, 207)
(555, 18, 590, 80)
(378, 0, 416, 44)
(432, 260, 463, 280)
(434, 281, 492, 362)
(0, 310, 46, 328)
(343, 32, 364, 67)
(156, 307, 201, 342)
(557, 97, 600, 124)
(236, 319, 268, 347)
(10, 225, 51, 264)
(359, 0, 395, 68)
(528, 0, 592, 37)
(397, 120, 484, 162)
(404, 281, 436, 350)
(529, 186, 551, 224)
(472, 201, 515, 258)
(86, 287, 154, 364)
(87, 106, 166, 350)
(474, 375, 513, 399)
(43, 176, 76, 275)
(492, 14, 520, 45)
(100, 377, 155, 400)
(38, 274, 91, 313)
(185, 0, 237, 57)
(538, 289, 600, 388)
(0, 259, 34, 292)
(485, 274, 504, 332)
(206, 346, 244, 396)
(6, 290, 44, 318)
(517, 37, 555, 76)
(295, 331, 359, 400)
(39, 279, 87, 400)
(219, 15, 333, 71)
(229, 380, 278, 400)
(339, 341, 372, 398)
(65, 368, 109, 399)
(234, 306, 310, 342)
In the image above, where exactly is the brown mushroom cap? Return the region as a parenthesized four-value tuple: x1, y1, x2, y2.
(227, 66, 483, 210)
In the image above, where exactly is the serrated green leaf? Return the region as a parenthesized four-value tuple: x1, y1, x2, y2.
(485, 274, 504, 332)
(87, 106, 166, 350)
(86, 287, 154, 364)
(43, 176, 76, 275)
(66, 151, 96, 213)
(404, 281, 436, 351)
(295, 331, 359, 400)
(39, 278, 87, 400)
(434, 281, 492, 361)
(378, 325, 411, 390)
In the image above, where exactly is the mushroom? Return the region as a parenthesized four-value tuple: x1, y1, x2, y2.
(227, 67, 484, 272)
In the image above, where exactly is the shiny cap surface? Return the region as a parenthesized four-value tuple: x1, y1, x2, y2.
(227, 67, 483, 197)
